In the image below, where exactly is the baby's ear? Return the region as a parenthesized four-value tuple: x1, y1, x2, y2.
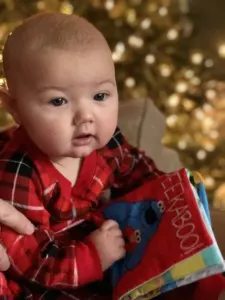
(0, 88, 20, 124)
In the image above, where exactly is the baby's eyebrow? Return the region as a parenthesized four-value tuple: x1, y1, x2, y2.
(35, 79, 116, 93)
(96, 79, 116, 86)
(35, 85, 66, 93)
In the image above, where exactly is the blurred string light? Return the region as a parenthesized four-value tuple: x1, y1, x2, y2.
(60, 1, 73, 14)
(168, 94, 180, 107)
(218, 43, 225, 58)
(197, 150, 207, 160)
(36, 1, 46, 10)
(140, 18, 152, 30)
(205, 59, 214, 68)
(158, 6, 168, 16)
(167, 28, 179, 40)
(159, 64, 172, 77)
(0, 78, 5, 86)
(209, 131, 219, 139)
(178, 140, 187, 150)
(125, 77, 136, 88)
(190, 52, 204, 65)
(128, 35, 144, 48)
(183, 98, 195, 111)
(126, 9, 136, 24)
(194, 108, 205, 120)
(145, 54, 156, 64)
(205, 177, 216, 189)
(205, 89, 217, 101)
(166, 115, 178, 127)
(112, 42, 125, 62)
(190, 77, 201, 86)
(105, 0, 115, 11)
(175, 81, 188, 93)
(184, 69, 194, 79)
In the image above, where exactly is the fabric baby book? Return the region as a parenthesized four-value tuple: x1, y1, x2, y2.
(95, 168, 225, 300)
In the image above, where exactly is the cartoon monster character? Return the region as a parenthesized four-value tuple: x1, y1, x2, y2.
(103, 199, 165, 287)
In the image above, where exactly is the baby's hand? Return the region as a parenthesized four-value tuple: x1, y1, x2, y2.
(89, 220, 125, 271)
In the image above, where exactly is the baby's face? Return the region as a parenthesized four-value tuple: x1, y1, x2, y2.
(12, 47, 118, 159)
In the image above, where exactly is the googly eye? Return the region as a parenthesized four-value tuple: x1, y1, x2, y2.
(157, 200, 165, 213)
(135, 229, 141, 237)
(136, 236, 141, 243)
(135, 229, 141, 243)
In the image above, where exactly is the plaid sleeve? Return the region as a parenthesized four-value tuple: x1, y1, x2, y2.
(0, 151, 102, 289)
(107, 128, 165, 197)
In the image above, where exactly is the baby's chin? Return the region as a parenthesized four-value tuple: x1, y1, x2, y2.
(68, 146, 98, 158)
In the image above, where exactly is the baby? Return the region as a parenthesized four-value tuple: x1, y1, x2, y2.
(0, 12, 162, 299)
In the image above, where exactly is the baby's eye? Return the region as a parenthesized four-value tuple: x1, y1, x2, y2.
(93, 93, 109, 101)
(49, 97, 68, 106)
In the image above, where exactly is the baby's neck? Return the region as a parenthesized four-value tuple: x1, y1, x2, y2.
(51, 157, 81, 186)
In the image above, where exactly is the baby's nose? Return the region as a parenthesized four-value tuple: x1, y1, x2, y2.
(73, 107, 94, 125)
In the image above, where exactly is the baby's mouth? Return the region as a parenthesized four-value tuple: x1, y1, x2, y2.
(72, 133, 94, 146)
(76, 134, 92, 139)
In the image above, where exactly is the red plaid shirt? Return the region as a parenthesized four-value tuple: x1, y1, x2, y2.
(0, 126, 162, 298)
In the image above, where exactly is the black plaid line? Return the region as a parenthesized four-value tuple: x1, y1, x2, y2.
(5, 152, 34, 178)
(106, 127, 124, 149)
(42, 290, 62, 299)
(41, 241, 58, 258)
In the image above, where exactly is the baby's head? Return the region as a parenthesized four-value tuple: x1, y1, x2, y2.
(2, 12, 118, 158)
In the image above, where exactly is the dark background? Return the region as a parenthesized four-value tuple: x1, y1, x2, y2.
(190, 0, 225, 76)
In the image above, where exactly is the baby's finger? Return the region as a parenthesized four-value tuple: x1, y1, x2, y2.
(101, 219, 119, 231)
(117, 246, 126, 259)
(0, 243, 10, 271)
(111, 227, 123, 237)
(118, 236, 125, 248)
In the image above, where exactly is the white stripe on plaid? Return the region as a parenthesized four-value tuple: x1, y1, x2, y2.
(93, 176, 103, 187)
(113, 156, 120, 168)
(61, 290, 81, 299)
(11, 153, 27, 205)
(13, 202, 45, 211)
(38, 290, 49, 300)
(73, 244, 78, 287)
(112, 130, 123, 158)
(54, 219, 85, 235)
(32, 256, 50, 283)
(43, 183, 57, 196)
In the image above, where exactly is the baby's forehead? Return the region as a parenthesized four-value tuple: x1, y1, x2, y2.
(3, 13, 111, 82)
(9, 15, 103, 53)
